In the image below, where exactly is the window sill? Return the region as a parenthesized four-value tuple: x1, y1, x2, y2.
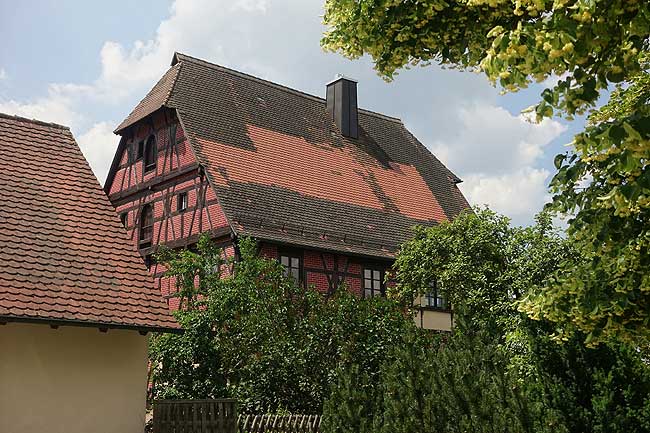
(419, 306, 452, 313)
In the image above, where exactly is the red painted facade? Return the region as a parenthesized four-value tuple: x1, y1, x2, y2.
(105, 110, 390, 307)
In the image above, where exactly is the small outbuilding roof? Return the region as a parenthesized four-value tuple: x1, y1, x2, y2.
(0, 113, 180, 332)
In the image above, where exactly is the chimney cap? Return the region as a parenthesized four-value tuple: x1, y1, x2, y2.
(326, 74, 358, 86)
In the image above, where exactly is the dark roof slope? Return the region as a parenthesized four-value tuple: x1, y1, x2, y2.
(0, 113, 179, 331)
(115, 53, 470, 258)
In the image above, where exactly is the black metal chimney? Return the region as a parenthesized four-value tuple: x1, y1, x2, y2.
(326, 75, 358, 139)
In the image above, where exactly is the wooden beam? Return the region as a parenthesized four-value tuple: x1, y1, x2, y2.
(108, 164, 199, 207)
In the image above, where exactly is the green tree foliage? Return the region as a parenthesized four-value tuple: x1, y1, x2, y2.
(321, 209, 650, 433)
(321, 364, 383, 433)
(149, 235, 416, 413)
(379, 325, 558, 433)
(521, 66, 650, 346)
(322, 0, 650, 347)
(392, 207, 571, 337)
(525, 328, 650, 433)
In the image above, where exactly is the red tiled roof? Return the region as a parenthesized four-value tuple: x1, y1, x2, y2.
(0, 113, 179, 332)
(113, 53, 470, 259)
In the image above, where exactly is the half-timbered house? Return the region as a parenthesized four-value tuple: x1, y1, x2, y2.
(104, 53, 470, 330)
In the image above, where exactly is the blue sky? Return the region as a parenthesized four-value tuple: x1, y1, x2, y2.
(0, 0, 583, 226)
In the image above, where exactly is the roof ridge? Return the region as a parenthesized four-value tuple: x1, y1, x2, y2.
(0, 112, 70, 130)
(173, 52, 403, 123)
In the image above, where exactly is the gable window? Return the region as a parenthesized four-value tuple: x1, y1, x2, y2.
(144, 135, 157, 172)
(363, 267, 384, 298)
(136, 140, 144, 159)
(177, 192, 188, 212)
(280, 253, 302, 282)
(139, 204, 153, 244)
(120, 212, 128, 228)
(127, 142, 135, 164)
(424, 280, 447, 309)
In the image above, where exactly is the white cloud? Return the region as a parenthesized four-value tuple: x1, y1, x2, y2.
(0, 0, 275, 179)
(0, 85, 83, 127)
(0, 68, 7, 80)
(76, 122, 120, 183)
(460, 168, 552, 226)
(429, 102, 566, 225)
(431, 103, 566, 176)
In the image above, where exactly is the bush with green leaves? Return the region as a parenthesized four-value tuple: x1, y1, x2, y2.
(149, 235, 417, 413)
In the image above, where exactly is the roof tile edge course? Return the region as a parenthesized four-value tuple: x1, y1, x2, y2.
(0, 112, 71, 130)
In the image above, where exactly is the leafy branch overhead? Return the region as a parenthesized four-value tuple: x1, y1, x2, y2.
(322, 0, 648, 119)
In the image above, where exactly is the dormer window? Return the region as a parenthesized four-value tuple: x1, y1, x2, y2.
(139, 204, 153, 244)
(137, 140, 144, 159)
(144, 135, 157, 172)
(120, 212, 128, 228)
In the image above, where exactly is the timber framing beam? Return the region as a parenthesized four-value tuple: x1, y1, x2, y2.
(109, 164, 200, 207)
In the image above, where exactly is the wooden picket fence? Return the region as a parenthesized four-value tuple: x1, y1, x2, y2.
(152, 399, 321, 433)
(153, 399, 238, 433)
(237, 414, 321, 433)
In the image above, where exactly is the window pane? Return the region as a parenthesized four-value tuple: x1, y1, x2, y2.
(291, 257, 299, 268)
(364, 269, 371, 279)
(373, 280, 380, 291)
(373, 270, 380, 280)
(364, 279, 372, 289)
(281, 256, 289, 266)
(365, 289, 372, 298)
(291, 268, 300, 281)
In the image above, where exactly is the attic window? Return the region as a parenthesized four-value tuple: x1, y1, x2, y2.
(127, 143, 135, 164)
(177, 192, 188, 212)
(120, 212, 128, 228)
(139, 204, 153, 243)
(137, 140, 144, 159)
(144, 135, 157, 172)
